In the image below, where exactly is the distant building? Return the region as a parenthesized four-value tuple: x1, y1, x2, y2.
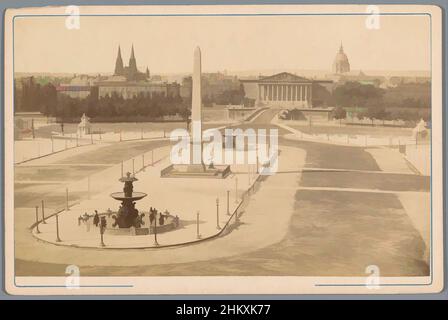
(57, 74, 102, 98)
(180, 72, 241, 99)
(332, 43, 350, 74)
(58, 45, 180, 100)
(241, 72, 333, 108)
(113, 45, 148, 81)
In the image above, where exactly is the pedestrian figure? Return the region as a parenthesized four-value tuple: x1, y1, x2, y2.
(93, 211, 100, 227)
(174, 215, 180, 228)
(100, 216, 107, 231)
(159, 214, 165, 226)
(78, 215, 83, 226)
(149, 208, 155, 225)
(85, 216, 91, 232)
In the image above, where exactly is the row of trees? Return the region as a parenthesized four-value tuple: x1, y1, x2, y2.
(55, 93, 189, 121)
(329, 81, 430, 123)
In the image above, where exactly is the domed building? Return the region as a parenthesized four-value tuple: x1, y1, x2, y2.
(332, 43, 350, 74)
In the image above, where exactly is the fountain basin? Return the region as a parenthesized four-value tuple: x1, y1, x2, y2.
(110, 192, 147, 201)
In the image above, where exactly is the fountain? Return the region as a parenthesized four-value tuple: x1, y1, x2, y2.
(110, 172, 147, 228)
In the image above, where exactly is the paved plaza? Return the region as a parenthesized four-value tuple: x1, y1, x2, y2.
(14, 110, 431, 277)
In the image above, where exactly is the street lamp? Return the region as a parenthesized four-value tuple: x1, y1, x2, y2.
(55, 213, 61, 242)
(216, 198, 221, 230)
(41, 199, 46, 224)
(35, 206, 40, 234)
(153, 209, 159, 246)
(99, 216, 106, 247)
(196, 211, 201, 239)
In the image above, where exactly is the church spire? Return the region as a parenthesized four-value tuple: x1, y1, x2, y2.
(114, 45, 124, 75)
(129, 44, 137, 74)
(339, 42, 344, 53)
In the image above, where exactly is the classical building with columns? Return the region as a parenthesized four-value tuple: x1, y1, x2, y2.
(241, 72, 334, 121)
(241, 72, 318, 108)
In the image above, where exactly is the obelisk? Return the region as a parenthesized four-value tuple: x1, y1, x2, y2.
(190, 46, 204, 168)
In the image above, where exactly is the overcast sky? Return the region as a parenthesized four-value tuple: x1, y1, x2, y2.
(13, 14, 430, 75)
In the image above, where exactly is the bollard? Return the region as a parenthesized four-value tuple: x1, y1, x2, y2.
(196, 211, 201, 239)
(100, 225, 105, 247)
(41, 200, 46, 224)
(55, 213, 61, 242)
(35, 206, 40, 233)
(216, 198, 221, 230)
(153, 210, 159, 246)
(256, 154, 259, 174)
(66, 188, 69, 211)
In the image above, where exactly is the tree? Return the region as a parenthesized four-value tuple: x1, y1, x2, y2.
(332, 106, 347, 126)
(332, 82, 384, 109)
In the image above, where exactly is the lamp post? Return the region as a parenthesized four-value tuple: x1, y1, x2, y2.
(196, 211, 201, 239)
(256, 154, 259, 174)
(216, 198, 221, 230)
(142, 154, 145, 171)
(35, 206, 40, 233)
(65, 187, 69, 211)
(41, 199, 46, 224)
(132, 159, 135, 175)
(55, 213, 61, 242)
(153, 210, 159, 246)
(100, 217, 106, 247)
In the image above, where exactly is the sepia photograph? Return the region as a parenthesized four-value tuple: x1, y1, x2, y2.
(3, 4, 444, 295)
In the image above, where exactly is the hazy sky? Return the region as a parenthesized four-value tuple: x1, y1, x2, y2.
(13, 14, 431, 74)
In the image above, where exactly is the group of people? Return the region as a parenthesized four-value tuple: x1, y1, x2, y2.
(78, 210, 107, 232)
(148, 207, 180, 228)
(77, 208, 179, 231)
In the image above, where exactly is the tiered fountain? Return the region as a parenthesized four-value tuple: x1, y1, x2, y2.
(110, 172, 147, 228)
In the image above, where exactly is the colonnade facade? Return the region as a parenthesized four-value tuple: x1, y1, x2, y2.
(258, 83, 312, 107)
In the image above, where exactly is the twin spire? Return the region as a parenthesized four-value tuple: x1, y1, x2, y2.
(114, 44, 148, 80)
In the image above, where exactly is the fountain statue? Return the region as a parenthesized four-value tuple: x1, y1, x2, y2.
(110, 172, 147, 228)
